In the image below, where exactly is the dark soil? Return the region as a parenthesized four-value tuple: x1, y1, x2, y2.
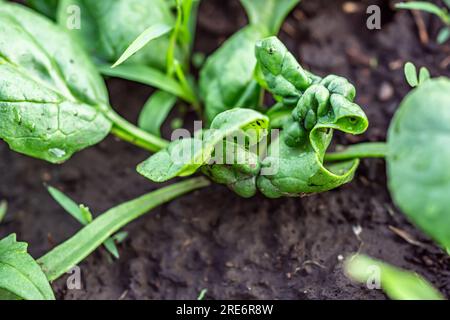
(1, 0, 449, 300)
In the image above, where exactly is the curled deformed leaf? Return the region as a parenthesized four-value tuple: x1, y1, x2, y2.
(254, 37, 368, 198)
(0, 234, 55, 300)
(387, 78, 450, 250)
(137, 108, 269, 182)
(0, 3, 112, 163)
(255, 36, 311, 105)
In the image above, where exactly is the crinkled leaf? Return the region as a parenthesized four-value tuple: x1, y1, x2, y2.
(57, 0, 178, 72)
(240, 0, 300, 34)
(137, 108, 269, 182)
(255, 36, 312, 106)
(138, 91, 177, 137)
(202, 141, 261, 198)
(199, 25, 269, 123)
(0, 3, 112, 163)
(345, 255, 444, 300)
(255, 37, 368, 198)
(387, 78, 450, 250)
(0, 234, 55, 300)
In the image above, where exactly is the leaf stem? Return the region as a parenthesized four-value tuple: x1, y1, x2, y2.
(324, 142, 388, 162)
(37, 177, 210, 282)
(104, 108, 169, 152)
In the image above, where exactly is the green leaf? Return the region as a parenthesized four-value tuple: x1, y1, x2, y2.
(0, 200, 7, 223)
(240, 0, 300, 34)
(197, 288, 208, 301)
(404, 62, 419, 87)
(26, 0, 58, 19)
(200, 25, 269, 123)
(112, 24, 173, 68)
(396, 2, 449, 22)
(102, 238, 120, 259)
(137, 108, 269, 182)
(419, 67, 431, 84)
(255, 37, 368, 198)
(255, 36, 312, 106)
(102, 231, 128, 260)
(387, 78, 450, 250)
(47, 186, 92, 225)
(345, 255, 444, 300)
(0, 234, 55, 300)
(437, 27, 450, 44)
(0, 3, 112, 163)
(38, 178, 210, 281)
(57, 0, 179, 72)
(138, 91, 178, 137)
(98, 63, 194, 103)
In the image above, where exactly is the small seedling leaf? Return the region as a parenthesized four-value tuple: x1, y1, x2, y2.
(0, 200, 7, 223)
(47, 186, 91, 225)
(418, 67, 431, 84)
(437, 27, 450, 44)
(345, 254, 444, 300)
(404, 62, 419, 87)
(396, 2, 448, 21)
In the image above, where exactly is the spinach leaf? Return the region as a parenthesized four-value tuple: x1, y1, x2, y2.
(241, 0, 299, 35)
(387, 78, 450, 250)
(26, 0, 58, 19)
(255, 37, 368, 198)
(57, 0, 180, 72)
(0, 234, 55, 300)
(257, 96, 367, 198)
(345, 254, 444, 300)
(0, 3, 111, 163)
(200, 25, 268, 123)
(137, 108, 269, 183)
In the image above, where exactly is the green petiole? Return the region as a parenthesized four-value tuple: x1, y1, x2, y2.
(104, 108, 170, 153)
(324, 142, 388, 162)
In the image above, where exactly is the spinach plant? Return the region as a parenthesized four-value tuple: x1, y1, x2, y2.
(139, 37, 369, 198)
(396, 1, 450, 44)
(0, 177, 209, 300)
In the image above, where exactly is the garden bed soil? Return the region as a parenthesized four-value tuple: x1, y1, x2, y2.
(1, 0, 449, 299)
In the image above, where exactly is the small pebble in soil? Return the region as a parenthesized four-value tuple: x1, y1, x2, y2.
(378, 82, 394, 101)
